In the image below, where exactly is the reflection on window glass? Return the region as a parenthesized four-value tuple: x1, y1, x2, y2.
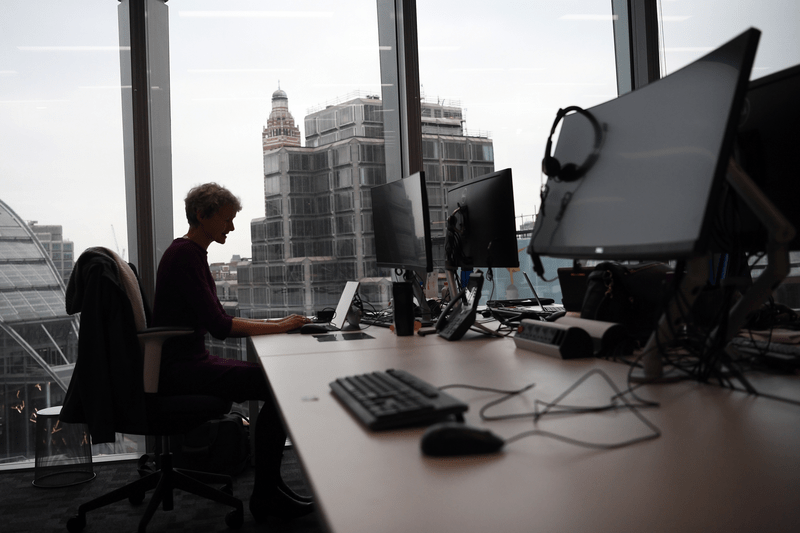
(659, 0, 800, 78)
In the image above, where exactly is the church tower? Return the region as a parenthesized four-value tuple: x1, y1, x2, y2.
(262, 85, 301, 152)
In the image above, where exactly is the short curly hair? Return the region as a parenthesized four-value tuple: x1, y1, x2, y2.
(184, 183, 242, 227)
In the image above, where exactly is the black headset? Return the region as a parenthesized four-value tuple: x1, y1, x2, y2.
(541, 106, 603, 182)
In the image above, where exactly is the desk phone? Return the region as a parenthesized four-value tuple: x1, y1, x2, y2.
(436, 271, 484, 340)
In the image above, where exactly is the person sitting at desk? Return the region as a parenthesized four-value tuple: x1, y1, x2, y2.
(152, 182, 312, 522)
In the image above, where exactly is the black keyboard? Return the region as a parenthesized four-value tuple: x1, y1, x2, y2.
(330, 369, 468, 430)
(491, 305, 565, 322)
(361, 315, 394, 328)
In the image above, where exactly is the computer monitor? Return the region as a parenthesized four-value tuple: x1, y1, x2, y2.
(446, 168, 519, 271)
(530, 28, 760, 263)
(530, 28, 765, 382)
(726, 63, 800, 252)
(371, 171, 433, 273)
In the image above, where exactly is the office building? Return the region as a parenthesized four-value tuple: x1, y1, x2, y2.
(27, 222, 75, 286)
(238, 89, 495, 318)
(0, 199, 78, 464)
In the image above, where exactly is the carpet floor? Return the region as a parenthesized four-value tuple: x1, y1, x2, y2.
(2, 448, 324, 533)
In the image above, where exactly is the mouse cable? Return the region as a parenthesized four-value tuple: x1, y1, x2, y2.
(477, 369, 662, 450)
(438, 382, 536, 397)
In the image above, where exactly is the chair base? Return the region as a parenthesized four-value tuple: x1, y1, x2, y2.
(66, 453, 243, 532)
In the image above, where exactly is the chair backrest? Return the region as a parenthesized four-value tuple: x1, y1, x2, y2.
(61, 247, 150, 440)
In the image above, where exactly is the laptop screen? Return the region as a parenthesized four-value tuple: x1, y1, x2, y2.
(331, 281, 360, 329)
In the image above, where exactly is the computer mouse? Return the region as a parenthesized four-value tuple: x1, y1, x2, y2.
(420, 421, 505, 457)
(300, 323, 330, 334)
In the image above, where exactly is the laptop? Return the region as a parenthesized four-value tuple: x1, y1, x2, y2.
(490, 272, 565, 322)
(310, 281, 361, 331)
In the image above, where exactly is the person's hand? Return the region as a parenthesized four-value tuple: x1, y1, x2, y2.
(281, 315, 310, 331)
(280, 314, 310, 324)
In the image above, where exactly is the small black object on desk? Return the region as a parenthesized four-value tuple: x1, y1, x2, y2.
(299, 323, 331, 334)
(420, 421, 505, 457)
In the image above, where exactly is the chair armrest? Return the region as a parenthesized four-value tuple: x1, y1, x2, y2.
(139, 327, 194, 394)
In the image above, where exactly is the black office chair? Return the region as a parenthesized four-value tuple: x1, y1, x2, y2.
(61, 248, 243, 532)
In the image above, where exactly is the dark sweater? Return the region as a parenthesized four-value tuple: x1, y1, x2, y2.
(152, 238, 233, 362)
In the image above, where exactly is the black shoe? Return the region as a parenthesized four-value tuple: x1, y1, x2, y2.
(278, 478, 313, 503)
(250, 486, 314, 523)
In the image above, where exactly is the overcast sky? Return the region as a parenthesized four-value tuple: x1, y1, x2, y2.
(1, 1, 798, 264)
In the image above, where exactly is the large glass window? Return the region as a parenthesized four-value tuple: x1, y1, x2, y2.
(659, 1, 800, 78)
(1, 1, 134, 467)
(168, 1, 381, 265)
(417, 1, 618, 223)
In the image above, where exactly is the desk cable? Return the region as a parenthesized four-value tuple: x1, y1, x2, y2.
(439, 368, 662, 451)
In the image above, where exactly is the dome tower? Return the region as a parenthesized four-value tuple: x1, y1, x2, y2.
(262, 84, 301, 152)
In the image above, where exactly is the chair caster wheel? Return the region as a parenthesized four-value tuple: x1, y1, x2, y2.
(225, 509, 244, 529)
(136, 454, 154, 477)
(66, 514, 86, 533)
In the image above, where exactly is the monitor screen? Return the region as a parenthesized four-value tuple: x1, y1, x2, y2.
(727, 63, 800, 251)
(446, 168, 519, 270)
(530, 28, 760, 261)
(371, 171, 433, 273)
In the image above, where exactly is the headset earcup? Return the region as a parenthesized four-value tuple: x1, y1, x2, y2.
(559, 163, 578, 181)
(542, 155, 561, 177)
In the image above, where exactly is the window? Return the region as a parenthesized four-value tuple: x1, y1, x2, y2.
(359, 167, 386, 186)
(2, 1, 132, 465)
(287, 288, 304, 306)
(471, 166, 494, 179)
(287, 265, 304, 282)
(659, 1, 800, 78)
(363, 104, 382, 123)
(359, 144, 385, 163)
(424, 163, 440, 182)
(264, 154, 281, 175)
(427, 186, 443, 206)
(470, 143, 493, 162)
(417, 1, 618, 220)
(289, 153, 314, 172)
(443, 142, 466, 160)
(265, 176, 281, 194)
(333, 145, 352, 167)
(318, 110, 337, 132)
(338, 105, 355, 126)
(444, 165, 465, 183)
(337, 239, 356, 257)
(265, 198, 282, 217)
(334, 168, 353, 188)
(267, 244, 284, 262)
(267, 221, 283, 239)
(336, 215, 355, 234)
(422, 139, 439, 159)
(335, 192, 354, 212)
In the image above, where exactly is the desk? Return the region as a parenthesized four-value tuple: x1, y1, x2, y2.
(249, 326, 800, 533)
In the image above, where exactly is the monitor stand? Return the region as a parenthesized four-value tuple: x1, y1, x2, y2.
(403, 269, 433, 325)
(633, 159, 795, 383)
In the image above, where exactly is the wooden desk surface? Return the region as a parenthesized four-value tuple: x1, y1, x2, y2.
(252, 327, 800, 533)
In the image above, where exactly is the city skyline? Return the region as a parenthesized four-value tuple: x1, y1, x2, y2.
(2, 1, 798, 266)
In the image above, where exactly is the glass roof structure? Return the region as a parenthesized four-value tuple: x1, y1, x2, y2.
(0, 199, 67, 324)
(1, 199, 80, 463)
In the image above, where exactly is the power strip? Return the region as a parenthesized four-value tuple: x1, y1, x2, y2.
(554, 316, 626, 352)
(512, 319, 593, 359)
